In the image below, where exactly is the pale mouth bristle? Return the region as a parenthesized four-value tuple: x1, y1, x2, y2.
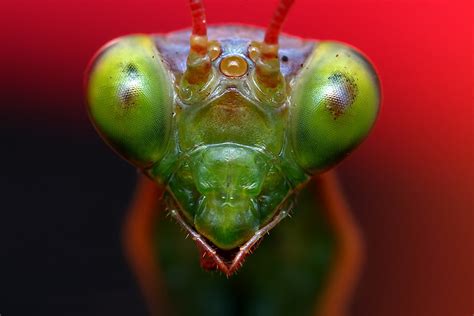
(196, 241, 261, 274)
(169, 207, 289, 276)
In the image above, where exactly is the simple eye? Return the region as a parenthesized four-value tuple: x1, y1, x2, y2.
(86, 35, 173, 168)
(290, 42, 380, 173)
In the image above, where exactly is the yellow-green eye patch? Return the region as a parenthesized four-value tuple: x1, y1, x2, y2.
(290, 42, 380, 173)
(86, 35, 173, 167)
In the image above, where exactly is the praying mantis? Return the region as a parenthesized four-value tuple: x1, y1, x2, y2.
(85, 0, 380, 314)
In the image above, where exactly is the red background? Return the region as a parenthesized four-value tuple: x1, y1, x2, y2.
(1, 0, 472, 315)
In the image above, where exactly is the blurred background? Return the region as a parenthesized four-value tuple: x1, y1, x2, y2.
(1, 0, 472, 315)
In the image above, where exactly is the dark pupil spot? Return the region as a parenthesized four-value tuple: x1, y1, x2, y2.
(281, 55, 289, 62)
(118, 63, 141, 109)
(325, 72, 358, 119)
(125, 63, 140, 78)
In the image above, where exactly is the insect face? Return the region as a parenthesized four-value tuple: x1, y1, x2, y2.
(85, 0, 380, 274)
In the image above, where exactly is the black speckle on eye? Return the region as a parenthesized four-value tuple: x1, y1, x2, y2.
(281, 55, 289, 62)
(118, 64, 142, 109)
(125, 63, 139, 77)
(336, 54, 339, 57)
(325, 72, 358, 119)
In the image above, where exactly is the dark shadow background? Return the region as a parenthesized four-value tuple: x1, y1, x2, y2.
(1, 0, 472, 315)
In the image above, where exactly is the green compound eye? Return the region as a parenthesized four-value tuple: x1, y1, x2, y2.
(86, 35, 173, 168)
(290, 42, 381, 173)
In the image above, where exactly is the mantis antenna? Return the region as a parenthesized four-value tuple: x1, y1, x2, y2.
(183, 0, 211, 86)
(189, 0, 207, 37)
(254, 0, 295, 95)
(264, 0, 295, 46)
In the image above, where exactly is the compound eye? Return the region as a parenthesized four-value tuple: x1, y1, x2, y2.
(290, 42, 381, 173)
(86, 36, 173, 167)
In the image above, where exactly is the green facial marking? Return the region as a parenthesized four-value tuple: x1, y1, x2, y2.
(86, 36, 173, 167)
(168, 144, 291, 250)
(178, 91, 286, 155)
(290, 42, 380, 172)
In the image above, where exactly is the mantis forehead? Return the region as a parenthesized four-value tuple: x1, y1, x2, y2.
(154, 25, 315, 79)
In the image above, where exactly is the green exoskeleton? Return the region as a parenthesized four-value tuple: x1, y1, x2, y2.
(85, 0, 380, 315)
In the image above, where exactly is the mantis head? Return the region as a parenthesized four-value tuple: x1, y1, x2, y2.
(85, 0, 380, 275)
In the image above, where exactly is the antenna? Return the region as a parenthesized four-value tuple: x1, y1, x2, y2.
(189, 0, 207, 37)
(182, 0, 211, 87)
(264, 0, 295, 46)
(252, 0, 295, 95)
